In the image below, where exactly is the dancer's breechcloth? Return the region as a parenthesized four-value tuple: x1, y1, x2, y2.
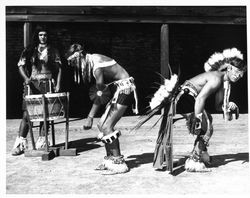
(98, 77, 137, 143)
(176, 81, 213, 142)
(112, 77, 138, 109)
(175, 80, 199, 113)
(175, 81, 213, 170)
(98, 77, 138, 133)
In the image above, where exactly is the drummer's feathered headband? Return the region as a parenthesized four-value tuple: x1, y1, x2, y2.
(66, 44, 84, 60)
(67, 50, 83, 61)
(204, 48, 245, 72)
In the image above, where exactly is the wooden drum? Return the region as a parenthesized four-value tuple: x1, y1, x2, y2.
(25, 92, 68, 122)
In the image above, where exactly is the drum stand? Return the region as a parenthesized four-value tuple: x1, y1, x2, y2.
(24, 92, 77, 160)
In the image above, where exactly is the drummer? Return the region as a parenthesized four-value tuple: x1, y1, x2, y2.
(66, 44, 138, 174)
(12, 26, 62, 155)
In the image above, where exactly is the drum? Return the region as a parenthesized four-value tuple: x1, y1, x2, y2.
(25, 92, 68, 122)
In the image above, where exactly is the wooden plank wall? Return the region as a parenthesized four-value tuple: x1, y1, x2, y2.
(6, 6, 246, 24)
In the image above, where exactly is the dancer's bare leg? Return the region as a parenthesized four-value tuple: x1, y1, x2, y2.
(185, 113, 213, 172)
(96, 103, 129, 174)
(98, 104, 127, 133)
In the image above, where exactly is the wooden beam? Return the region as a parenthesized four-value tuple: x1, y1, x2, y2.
(6, 6, 246, 17)
(6, 6, 246, 24)
(160, 24, 170, 81)
(23, 22, 32, 48)
(6, 15, 246, 24)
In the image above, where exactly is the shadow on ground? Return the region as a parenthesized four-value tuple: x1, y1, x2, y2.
(126, 152, 249, 176)
(55, 137, 101, 153)
(126, 153, 154, 168)
(210, 152, 249, 167)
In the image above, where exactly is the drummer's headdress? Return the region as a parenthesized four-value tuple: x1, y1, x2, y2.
(204, 48, 246, 72)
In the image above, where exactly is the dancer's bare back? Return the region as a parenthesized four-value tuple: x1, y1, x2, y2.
(188, 71, 225, 97)
(92, 54, 130, 84)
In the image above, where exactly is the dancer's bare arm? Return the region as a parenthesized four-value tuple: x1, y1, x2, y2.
(94, 68, 104, 89)
(215, 87, 224, 112)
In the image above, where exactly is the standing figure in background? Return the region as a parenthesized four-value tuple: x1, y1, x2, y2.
(12, 26, 62, 155)
(66, 44, 138, 174)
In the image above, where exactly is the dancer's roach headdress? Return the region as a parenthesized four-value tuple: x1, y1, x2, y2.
(204, 48, 246, 72)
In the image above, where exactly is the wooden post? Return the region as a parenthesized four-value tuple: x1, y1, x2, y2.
(42, 94, 49, 152)
(160, 24, 170, 115)
(41, 94, 56, 160)
(24, 22, 32, 48)
(51, 121, 55, 146)
(27, 116, 36, 150)
(165, 102, 174, 173)
(160, 25, 173, 173)
(160, 24, 170, 81)
(59, 92, 77, 156)
(65, 92, 70, 149)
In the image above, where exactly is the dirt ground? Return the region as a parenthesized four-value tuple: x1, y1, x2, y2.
(5, 114, 250, 196)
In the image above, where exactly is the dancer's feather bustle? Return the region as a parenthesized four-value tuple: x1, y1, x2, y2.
(133, 74, 179, 130)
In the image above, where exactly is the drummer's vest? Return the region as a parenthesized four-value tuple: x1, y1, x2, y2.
(30, 46, 59, 79)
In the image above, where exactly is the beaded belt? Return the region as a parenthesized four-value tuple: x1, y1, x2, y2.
(31, 73, 52, 80)
(181, 80, 199, 97)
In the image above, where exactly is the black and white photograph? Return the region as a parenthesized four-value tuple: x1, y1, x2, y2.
(2, 0, 249, 196)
